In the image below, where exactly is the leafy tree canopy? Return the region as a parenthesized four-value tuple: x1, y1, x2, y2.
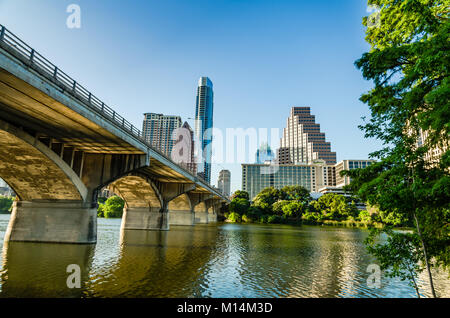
(347, 0, 450, 297)
(231, 190, 250, 201)
(280, 185, 312, 203)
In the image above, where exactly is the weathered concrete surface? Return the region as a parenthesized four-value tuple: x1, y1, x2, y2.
(5, 201, 97, 244)
(109, 175, 162, 209)
(208, 213, 218, 223)
(194, 211, 209, 224)
(121, 207, 169, 231)
(169, 210, 195, 226)
(0, 119, 86, 201)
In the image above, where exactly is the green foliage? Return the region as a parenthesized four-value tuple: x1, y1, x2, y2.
(0, 196, 14, 214)
(281, 201, 304, 218)
(229, 197, 250, 216)
(267, 215, 283, 224)
(302, 211, 324, 224)
(272, 200, 290, 216)
(366, 228, 423, 296)
(358, 210, 372, 223)
(312, 193, 358, 221)
(253, 187, 282, 213)
(246, 206, 264, 220)
(228, 187, 374, 226)
(231, 190, 250, 201)
(227, 212, 241, 223)
(97, 203, 105, 218)
(349, 0, 450, 296)
(98, 196, 125, 218)
(280, 186, 312, 203)
(98, 196, 107, 204)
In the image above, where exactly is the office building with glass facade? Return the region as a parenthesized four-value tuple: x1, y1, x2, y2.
(242, 159, 375, 200)
(242, 163, 327, 200)
(194, 77, 214, 184)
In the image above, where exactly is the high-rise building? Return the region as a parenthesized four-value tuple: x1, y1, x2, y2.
(278, 107, 336, 165)
(142, 113, 182, 156)
(255, 143, 275, 164)
(242, 159, 374, 200)
(417, 128, 448, 166)
(172, 121, 197, 174)
(194, 77, 214, 183)
(334, 159, 375, 187)
(217, 170, 231, 197)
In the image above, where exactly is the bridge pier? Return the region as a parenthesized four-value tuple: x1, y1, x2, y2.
(194, 211, 209, 224)
(5, 201, 97, 244)
(121, 207, 169, 231)
(168, 210, 195, 226)
(208, 212, 218, 223)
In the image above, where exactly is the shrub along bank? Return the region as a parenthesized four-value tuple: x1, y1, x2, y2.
(225, 187, 410, 228)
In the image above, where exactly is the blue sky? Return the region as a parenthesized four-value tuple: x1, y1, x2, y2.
(0, 0, 382, 193)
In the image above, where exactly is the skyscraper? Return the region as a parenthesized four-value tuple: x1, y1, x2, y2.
(255, 143, 275, 164)
(172, 121, 197, 174)
(194, 77, 214, 183)
(278, 107, 336, 165)
(217, 170, 231, 197)
(142, 113, 182, 156)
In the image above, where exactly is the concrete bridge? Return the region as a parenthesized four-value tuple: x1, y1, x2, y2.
(0, 25, 229, 244)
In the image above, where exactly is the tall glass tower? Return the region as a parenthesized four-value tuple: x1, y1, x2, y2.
(194, 77, 214, 183)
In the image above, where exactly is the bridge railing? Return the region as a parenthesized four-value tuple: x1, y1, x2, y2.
(0, 24, 222, 196)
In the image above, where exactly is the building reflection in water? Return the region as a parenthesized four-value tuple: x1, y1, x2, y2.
(85, 224, 219, 297)
(0, 220, 447, 298)
(0, 241, 95, 297)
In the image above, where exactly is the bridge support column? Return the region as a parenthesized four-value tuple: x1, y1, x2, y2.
(169, 210, 195, 226)
(5, 201, 97, 244)
(121, 207, 169, 231)
(194, 211, 209, 224)
(208, 212, 218, 223)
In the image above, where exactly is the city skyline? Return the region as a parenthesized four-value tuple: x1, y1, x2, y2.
(0, 0, 383, 193)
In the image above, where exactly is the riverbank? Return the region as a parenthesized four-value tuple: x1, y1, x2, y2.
(225, 217, 386, 229)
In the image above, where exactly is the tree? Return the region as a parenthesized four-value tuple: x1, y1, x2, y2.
(231, 190, 250, 201)
(252, 187, 282, 213)
(0, 196, 14, 214)
(99, 196, 125, 218)
(366, 228, 424, 297)
(281, 201, 304, 219)
(348, 0, 450, 297)
(312, 193, 355, 221)
(229, 197, 250, 216)
(281, 186, 312, 203)
(272, 200, 290, 216)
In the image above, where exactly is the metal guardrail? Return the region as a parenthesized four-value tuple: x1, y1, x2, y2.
(0, 24, 221, 195)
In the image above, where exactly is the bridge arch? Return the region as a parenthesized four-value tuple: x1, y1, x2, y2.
(0, 121, 95, 244)
(167, 193, 191, 211)
(193, 201, 209, 224)
(194, 201, 207, 213)
(107, 174, 162, 210)
(167, 193, 194, 226)
(0, 120, 87, 201)
(107, 174, 168, 231)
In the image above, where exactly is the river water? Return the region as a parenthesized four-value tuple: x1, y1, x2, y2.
(0, 214, 448, 298)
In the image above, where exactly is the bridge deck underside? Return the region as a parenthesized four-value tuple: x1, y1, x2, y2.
(0, 68, 142, 154)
